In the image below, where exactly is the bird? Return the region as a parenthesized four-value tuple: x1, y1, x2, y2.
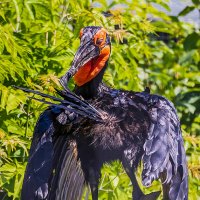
(19, 26, 188, 200)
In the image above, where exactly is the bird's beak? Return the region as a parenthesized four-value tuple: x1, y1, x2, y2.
(71, 42, 100, 74)
(60, 42, 100, 89)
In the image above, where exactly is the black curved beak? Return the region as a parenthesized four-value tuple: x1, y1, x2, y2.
(60, 42, 100, 90)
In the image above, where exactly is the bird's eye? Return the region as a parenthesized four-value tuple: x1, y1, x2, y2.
(93, 28, 107, 47)
(96, 38, 104, 45)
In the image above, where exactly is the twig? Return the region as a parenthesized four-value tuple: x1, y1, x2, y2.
(53, 30, 57, 45)
(99, 174, 106, 189)
(84, 187, 90, 200)
(46, 32, 49, 46)
(24, 98, 32, 138)
(12, 0, 21, 32)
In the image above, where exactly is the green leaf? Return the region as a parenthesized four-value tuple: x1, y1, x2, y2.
(0, 86, 9, 109)
(183, 32, 200, 51)
(178, 6, 195, 16)
(6, 94, 20, 113)
(192, 0, 200, 5)
(0, 162, 26, 199)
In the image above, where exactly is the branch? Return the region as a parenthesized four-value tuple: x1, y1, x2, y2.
(12, 0, 21, 32)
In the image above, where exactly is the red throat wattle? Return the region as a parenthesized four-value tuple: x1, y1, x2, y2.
(74, 45, 110, 86)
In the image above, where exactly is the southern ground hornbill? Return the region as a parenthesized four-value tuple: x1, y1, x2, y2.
(19, 26, 188, 200)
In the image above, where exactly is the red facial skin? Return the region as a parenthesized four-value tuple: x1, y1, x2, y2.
(74, 28, 110, 86)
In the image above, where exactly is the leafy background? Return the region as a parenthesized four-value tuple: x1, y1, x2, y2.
(0, 0, 200, 199)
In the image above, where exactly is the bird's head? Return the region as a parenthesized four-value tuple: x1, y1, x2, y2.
(60, 26, 111, 88)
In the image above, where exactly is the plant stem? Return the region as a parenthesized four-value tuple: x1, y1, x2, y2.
(84, 187, 90, 200)
(46, 32, 49, 46)
(12, 0, 21, 32)
(25, 98, 31, 138)
(22, 98, 31, 162)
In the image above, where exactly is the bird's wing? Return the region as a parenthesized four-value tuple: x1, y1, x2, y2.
(47, 135, 85, 200)
(21, 106, 86, 200)
(17, 87, 100, 200)
(21, 107, 57, 200)
(139, 93, 188, 200)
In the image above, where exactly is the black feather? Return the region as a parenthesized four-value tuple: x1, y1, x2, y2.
(141, 95, 188, 199)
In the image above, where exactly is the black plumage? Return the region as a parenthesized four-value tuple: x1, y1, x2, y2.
(20, 26, 188, 200)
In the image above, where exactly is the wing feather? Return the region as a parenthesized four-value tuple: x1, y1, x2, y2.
(142, 95, 188, 200)
(20, 88, 95, 200)
(21, 109, 55, 200)
(49, 139, 85, 200)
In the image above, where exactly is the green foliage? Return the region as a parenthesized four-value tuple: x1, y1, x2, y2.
(0, 0, 199, 199)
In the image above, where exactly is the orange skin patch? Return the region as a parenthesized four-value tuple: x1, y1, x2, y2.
(74, 45, 110, 86)
(74, 28, 110, 86)
(93, 28, 107, 48)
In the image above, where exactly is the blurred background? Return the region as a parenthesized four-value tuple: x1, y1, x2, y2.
(0, 0, 199, 199)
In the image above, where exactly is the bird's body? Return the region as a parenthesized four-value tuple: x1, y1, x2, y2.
(73, 84, 149, 176)
(20, 26, 188, 200)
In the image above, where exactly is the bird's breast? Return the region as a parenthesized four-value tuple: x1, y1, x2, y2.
(76, 90, 149, 150)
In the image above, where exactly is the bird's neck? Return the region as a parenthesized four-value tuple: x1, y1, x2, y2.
(74, 62, 108, 99)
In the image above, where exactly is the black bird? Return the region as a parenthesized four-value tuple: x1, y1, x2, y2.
(20, 26, 188, 200)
